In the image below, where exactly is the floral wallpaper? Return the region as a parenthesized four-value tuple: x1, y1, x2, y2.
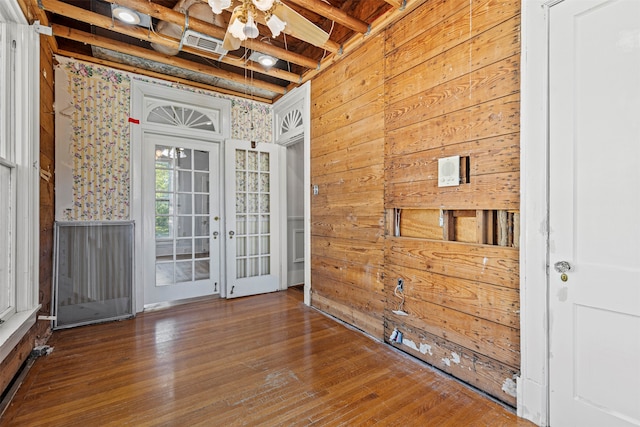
(230, 98, 272, 142)
(61, 60, 131, 220)
(55, 56, 272, 221)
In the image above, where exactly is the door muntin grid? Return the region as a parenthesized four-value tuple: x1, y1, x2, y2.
(154, 145, 211, 286)
(234, 148, 271, 279)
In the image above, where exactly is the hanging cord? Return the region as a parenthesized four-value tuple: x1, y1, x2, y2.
(320, 19, 335, 63)
(283, 33, 290, 73)
(394, 283, 405, 313)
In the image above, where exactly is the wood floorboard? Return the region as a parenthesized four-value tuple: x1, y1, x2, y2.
(0, 289, 534, 426)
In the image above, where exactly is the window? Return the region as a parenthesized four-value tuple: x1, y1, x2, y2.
(0, 2, 40, 363)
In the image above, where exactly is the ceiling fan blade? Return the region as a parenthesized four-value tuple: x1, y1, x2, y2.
(223, 31, 242, 51)
(271, 3, 330, 48)
(222, 7, 243, 51)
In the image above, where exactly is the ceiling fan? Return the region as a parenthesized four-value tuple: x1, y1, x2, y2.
(207, 0, 330, 52)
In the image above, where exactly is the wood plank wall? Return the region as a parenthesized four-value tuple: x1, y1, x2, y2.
(310, 33, 386, 340)
(0, 31, 55, 395)
(310, 0, 520, 406)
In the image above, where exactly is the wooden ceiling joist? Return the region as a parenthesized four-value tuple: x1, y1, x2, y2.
(39, 0, 319, 70)
(100, 0, 338, 57)
(52, 24, 287, 95)
(284, 0, 370, 34)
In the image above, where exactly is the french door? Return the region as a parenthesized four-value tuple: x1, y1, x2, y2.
(143, 133, 221, 305)
(225, 140, 281, 298)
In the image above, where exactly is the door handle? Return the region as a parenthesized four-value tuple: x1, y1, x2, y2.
(212, 231, 219, 240)
(553, 261, 572, 273)
(229, 230, 235, 239)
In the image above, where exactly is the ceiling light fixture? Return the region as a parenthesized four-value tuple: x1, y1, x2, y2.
(258, 54, 277, 68)
(211, 0, 285, 40)
(112, 5, 141, 25)
(111, 4, 151, 28)
(248, 39, 279, 70)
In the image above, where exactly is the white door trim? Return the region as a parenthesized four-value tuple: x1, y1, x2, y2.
(520, 1, 556, 425)
(130, 79, 231, 312)
(273, 82, 312, 305)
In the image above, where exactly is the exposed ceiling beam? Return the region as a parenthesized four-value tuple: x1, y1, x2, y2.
(283, 0, 370, 34)
(39, 0, 319, 70)
(52, 24, 287, 95)
(382, 0, 404, 7)
(101, 0, 338, 55)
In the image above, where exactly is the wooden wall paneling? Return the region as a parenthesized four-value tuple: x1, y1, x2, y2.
(311, 259, 384, 304)
(311, 138, 384, 178)
(385, 263, 519, 328)
(312, 293, 384, 340)
(384, 0, 469, 54)
(386, 170, 519, 210)
(386, 15, 521, 106)
(311, 35, 385, 119)
(311, 267, 382, 309)
(312, 236, 384, 267)
(386, 55, 520, 133)
(397, 209, 442, 240)
(393, 291, 520, 366)
(308, 0, 522, 405)
(311, 88, 385, 146)
(385, 0, 520, 80)
(454, 212, 477, 243)
(385, 237, 519, 289)
(312, 215, 384, 241)
(383, 316, 518, 406)
(311, 114, 385, 160)
(385, 93, 520, 165)
(386, 132, 520, 184)
(311, 33, 386, 340)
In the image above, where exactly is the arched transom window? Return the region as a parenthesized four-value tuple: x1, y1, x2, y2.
(146, 104, 219, 133)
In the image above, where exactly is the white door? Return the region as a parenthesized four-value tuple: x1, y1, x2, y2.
(143, 133, 222, 304)
(225, 140, 281, 298)
(549, 1, 640, 426)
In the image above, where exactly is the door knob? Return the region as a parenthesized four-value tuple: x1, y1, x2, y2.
(229, 230, 234, 239)
(553, 261, 572, 273)
(212, 231, 219, 239)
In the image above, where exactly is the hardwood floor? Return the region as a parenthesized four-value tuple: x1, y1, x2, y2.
(1, 289, 534, 426)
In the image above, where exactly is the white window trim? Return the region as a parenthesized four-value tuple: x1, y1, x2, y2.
(0, 4, 41, 364)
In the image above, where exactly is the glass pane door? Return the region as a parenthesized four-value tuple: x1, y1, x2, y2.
(154, 145, 211, 285)
(143, 134, 220, 305)
(234, 148, 271, 279)
(225, 140, 281, 298)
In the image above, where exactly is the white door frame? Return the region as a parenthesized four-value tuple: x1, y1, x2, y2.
(130, 79, 231, 312)
(273, 82, 312, 305)
(520, 1, 559, 425)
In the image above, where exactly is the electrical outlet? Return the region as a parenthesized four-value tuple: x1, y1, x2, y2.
(397, 278, 404, 292)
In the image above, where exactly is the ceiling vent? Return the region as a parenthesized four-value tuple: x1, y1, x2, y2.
(181, 30, 228, 56)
